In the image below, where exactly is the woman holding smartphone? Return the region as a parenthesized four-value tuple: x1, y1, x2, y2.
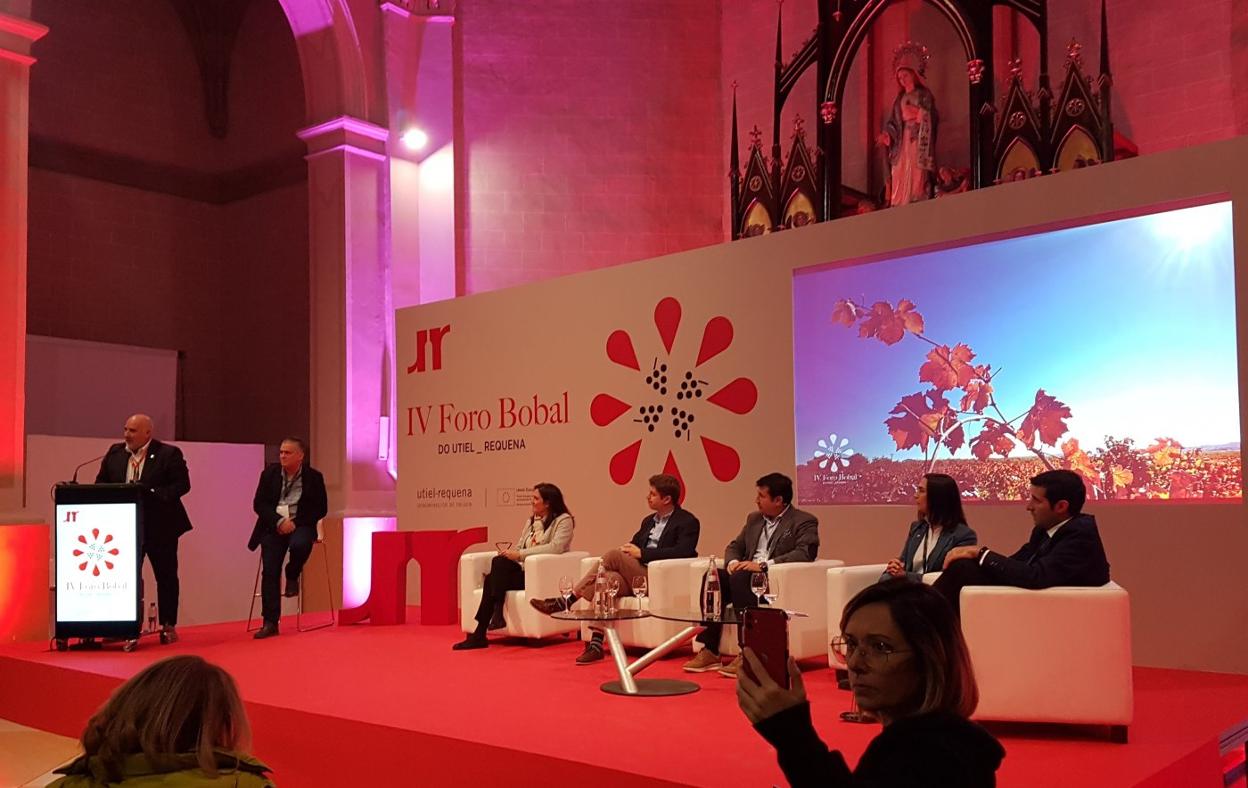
(737, 580, 1004, 786)
(453, 482, 574, 650)
(881, 473, 977, 583)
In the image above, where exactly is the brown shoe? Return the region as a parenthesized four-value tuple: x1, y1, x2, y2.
(682, 649, 722, 673)
(529, 597, 567, 616)
(575, 642, 604, 665)
(718, 654, 742, 677)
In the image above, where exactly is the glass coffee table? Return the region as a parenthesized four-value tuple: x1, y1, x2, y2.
(549, 608, 701, 697)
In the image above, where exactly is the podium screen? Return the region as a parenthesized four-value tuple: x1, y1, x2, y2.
(55, 503, 140, 623)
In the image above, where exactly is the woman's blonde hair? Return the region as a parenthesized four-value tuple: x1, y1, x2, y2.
(79, 655, 251, 783)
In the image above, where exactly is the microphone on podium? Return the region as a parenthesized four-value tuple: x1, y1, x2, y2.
(68, 454, 107, 485)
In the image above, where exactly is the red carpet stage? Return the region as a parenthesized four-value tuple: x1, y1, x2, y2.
(2, 611, 1247, 787)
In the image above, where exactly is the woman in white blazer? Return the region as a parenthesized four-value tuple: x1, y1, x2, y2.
(453, 483, 574, 650)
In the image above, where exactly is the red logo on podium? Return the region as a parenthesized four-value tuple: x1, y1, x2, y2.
(73, 528, 121, 576)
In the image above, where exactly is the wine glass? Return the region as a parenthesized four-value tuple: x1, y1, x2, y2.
(763, 573, 779, 605)
(558, 575, 574, 611)
(750, 572, 768, 606)
(630, 575, 648, 612)
(607, 576, 620, 615)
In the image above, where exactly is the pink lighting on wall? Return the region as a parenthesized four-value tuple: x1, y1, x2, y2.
(343, 516, 397, 608)
(401, 127, 429, 151)
(418, 144, 454, 192)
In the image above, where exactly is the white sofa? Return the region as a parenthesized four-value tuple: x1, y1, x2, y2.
(960, 582, 1133, 739)
(577, 556, 700, 650)
(691, 558, 845, 659)
(458, 550, 590, 639)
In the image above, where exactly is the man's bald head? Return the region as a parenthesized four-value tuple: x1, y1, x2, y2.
(123, 414, 154, 452)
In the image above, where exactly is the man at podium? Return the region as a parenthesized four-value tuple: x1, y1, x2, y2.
(95, 413, 193, 643)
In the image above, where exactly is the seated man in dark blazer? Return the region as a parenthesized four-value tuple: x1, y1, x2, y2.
(247, 437, 329, 639)
(934, 468, 1110, 615)
(531, 473, 699, 664)
(95, 413, 192, 644)
(683, 472, 818, 677)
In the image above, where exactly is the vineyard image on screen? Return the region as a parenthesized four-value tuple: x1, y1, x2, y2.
(793, 201, 1241, 504)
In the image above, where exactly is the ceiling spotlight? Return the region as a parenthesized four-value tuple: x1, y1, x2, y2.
(401, 127, 429, 151)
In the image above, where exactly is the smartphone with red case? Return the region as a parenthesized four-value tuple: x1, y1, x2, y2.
(741, 607, 790, 689)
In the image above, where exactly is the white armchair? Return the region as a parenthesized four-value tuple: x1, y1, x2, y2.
(691, 558, 845, 660)
(960, 582, 1133, 740)
(825, 563, 889, 670)
(578, 556, 700, 650)
(458, 550, 590, 639)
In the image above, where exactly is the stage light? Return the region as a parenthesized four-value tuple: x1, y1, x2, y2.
(401, 127, 429, 151)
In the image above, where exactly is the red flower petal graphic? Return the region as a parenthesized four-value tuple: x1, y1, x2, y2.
(105, 561, 114, 570)
(609, 440, 643, 485)
(104, 534, 113, 543)
(108, 548, 119, 556)
(606, 330, 640, 371)
(662, 451, 686, 506)
(77, 535, 87, 544)
(654, 297, 681, 354)
(93, 566, 100, 576)
(708, 377, 759, 414)
(72, 549, 83, 557)
(696, 316, 733, 367)
(701, 436, 741, 482)
(591, 393, 633, 427)
(92, 528, 99, 539)
(79, 562, 88, 571)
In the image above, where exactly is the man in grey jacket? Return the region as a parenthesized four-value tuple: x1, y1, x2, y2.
(683, 472, 819, 676)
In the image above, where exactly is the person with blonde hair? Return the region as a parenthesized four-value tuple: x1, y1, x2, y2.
(49, 656, 273, 787)
(738, 579, 1004, 786)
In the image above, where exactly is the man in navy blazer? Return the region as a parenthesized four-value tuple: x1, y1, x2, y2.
(934, 469, 1110, 615)
(95, 413, 191, 642)
(247, 437, 328, 639)
(531, 473, 699, 664)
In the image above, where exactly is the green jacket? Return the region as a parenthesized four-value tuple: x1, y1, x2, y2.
(48, 750, 273, 787)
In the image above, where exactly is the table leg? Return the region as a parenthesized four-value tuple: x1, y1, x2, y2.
(603, 626, 639, 694)
(626, 625, 698, 676)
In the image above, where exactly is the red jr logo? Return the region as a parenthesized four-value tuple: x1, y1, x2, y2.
(63, 510, 78, 523)
(407, 325, 451, 374)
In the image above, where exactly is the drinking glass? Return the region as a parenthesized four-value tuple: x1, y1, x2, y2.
(762, 573, 779, 605)
(750, 572, 768, 606)
(607, 576, 620, 615)
(631, 575, 648, 611)
(558, 576, 574, 610)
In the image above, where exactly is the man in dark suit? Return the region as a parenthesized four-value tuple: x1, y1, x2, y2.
(247, 437, 329, 639)
(934, 468, 1110, 615)
(683, 472, 819, 676)
(531, 473, 699, 664)
(95, 413, 191, 643)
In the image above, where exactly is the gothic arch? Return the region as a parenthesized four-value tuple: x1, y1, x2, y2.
(275, 0, 370, 123)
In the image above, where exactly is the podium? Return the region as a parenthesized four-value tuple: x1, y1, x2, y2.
(53, 483, 145, 643)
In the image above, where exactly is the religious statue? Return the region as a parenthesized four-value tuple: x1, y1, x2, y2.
(877, 42, 938, 207)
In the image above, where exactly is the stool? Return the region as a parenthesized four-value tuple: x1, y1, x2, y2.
(247, 520, 336, 632)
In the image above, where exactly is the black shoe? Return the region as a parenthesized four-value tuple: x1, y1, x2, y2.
(253, 623, 279, 640)
(283, 575, 300, 598)
(452, 633, 488, 650)
(159, 626, 178, 644)
(529, 597, 566, 616)
(487, 609, 507, 631)
(575, 642, 604, 665)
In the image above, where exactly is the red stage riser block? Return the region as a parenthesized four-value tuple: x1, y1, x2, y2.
(339, 528, 486, 626)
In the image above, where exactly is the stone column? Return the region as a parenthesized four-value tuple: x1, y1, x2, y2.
(0, 9, 46, 518)
(0, 7, 50, 642)
(298, 117, 398, 607)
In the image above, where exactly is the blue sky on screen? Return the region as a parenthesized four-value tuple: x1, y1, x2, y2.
(792, 201, 1238, 465)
